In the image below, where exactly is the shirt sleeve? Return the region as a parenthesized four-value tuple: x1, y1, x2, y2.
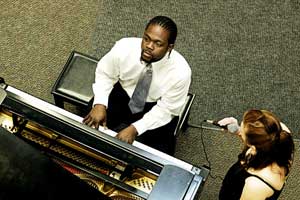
(92, 42, 121, 107)
(133, 71, 191, 135)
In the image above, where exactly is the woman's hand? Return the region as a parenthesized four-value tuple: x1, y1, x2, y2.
(218, 117, 240, 134)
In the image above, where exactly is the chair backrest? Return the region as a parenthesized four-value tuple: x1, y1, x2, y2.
(174, 93, 195, 136)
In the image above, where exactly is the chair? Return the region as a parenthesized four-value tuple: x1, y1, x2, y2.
(174, 93, 195, 136)
(51, 51, 99, 111)
(51, 51, 194, 135)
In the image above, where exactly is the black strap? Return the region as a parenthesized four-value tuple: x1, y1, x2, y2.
(250, 174, 280, 192)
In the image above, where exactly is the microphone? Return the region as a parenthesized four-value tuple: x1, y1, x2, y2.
(204, 120, 226, 128)
(204, 119, 240, 134)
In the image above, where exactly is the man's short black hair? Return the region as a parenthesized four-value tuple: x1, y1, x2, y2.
(146, 16, 177, 45)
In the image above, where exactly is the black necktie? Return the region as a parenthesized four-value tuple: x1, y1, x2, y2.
(128, 63, 153, 114)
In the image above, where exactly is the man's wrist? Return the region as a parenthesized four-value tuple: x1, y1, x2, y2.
(129, 125, 138, 137)
(94, 104, 106, 110)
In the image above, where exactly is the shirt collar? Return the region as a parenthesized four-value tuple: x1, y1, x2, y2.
(139, 52, 170, 67)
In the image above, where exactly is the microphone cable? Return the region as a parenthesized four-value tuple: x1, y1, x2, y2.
(187, 121, 224, 181)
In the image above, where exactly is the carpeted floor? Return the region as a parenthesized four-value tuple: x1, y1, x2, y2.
(1, 1, 299, 199)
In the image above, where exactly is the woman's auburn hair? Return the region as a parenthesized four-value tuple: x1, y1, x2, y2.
(239, 109, 294, 175)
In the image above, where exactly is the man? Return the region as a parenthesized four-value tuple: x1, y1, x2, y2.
(83, 16, 191, 155)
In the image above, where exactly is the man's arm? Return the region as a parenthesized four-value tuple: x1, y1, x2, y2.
(132, 75, 191, 135)
(92, 44, 120, 108)
(83, 40, 121, 128)
(114, 79, 191, 144)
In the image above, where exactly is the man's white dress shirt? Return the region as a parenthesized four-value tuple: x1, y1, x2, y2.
(93, 37, 191, 135)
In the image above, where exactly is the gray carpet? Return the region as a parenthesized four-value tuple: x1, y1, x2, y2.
(90, 0, 300, 136)
(1, 1, 299, 199)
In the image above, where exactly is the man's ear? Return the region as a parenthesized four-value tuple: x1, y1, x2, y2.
(167, 44, 175, 58)
(168, 44, 174, 52)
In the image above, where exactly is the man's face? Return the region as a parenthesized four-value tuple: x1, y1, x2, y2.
(141, 24, 174, 63)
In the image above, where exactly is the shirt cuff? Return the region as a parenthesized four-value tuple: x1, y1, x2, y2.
(132, 120, 147, 135)
(92, 95, 108, 107)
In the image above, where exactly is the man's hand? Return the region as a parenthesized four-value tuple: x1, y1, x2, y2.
(116, 125, 138, 144)
(82, 104, 107, 129)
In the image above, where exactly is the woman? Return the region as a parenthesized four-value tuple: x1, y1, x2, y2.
(219, 109, 294, 200)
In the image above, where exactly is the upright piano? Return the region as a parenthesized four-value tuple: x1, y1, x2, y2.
(0, 78, 209, 200)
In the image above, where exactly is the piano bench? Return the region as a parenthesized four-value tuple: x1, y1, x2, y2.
(51, 51, 99, 111)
